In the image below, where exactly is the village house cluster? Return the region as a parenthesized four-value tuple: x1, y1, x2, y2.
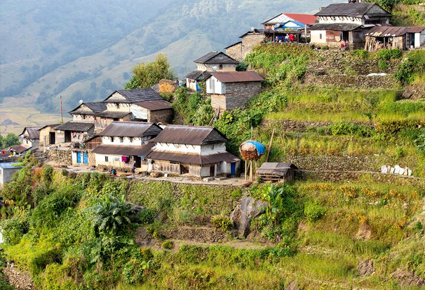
(2, 1, 424, 184)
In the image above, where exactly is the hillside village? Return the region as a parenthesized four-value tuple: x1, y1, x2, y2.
(1, 0, 424, 186)
(2, 1, 425, 289)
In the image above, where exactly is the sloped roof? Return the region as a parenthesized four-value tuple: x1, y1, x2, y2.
(0, 162, 22, 169)
(92, 143, 155, 156)
(194, 52, 239, 65)
(9, 145, 31, 154)
(315, 3, 391, 17)
(97, 111, 131, 119)
(20, 126, 43, 140)
(225, 41, 242, 49)
(239, 29, 265, 38)
(69, 102, 107, 115)
(309, 23, 362, 31)
(210, 71, 264, 83)
(263, 13, 317, 26)
(38, 124, 61, 131)
(104, 88, 164, 103)
(185, 70, 212, 81)
(98, 122, 162, 138)
(366, 25, 425, 37)
(257, 162, 297, 175)
(151, 125, 228, 145)
(135, 100, 172, 111)
(54, 122, 94, 132)
(147, 151, 239, 166)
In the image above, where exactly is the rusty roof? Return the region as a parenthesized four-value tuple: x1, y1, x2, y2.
(366, 26, 425, 37)
(69, 102, 107, 115)
(92, 143, 155, 156)
(54, 122, 94, 132)
(135, 100, 172, 111)
(210, 71, 264, 83)
(262, 13, 317, 26)
(150, 125, 228, 145)
(9, 145, 31, 154)
(99, 122, 162, 138)
(147, 151, 239, 166)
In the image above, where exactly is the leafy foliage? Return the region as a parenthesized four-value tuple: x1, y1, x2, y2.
(125, 53, 174, 89)
(0, 133, 20, 149)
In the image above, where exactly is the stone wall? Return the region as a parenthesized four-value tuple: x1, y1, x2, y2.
(305, 74, 396, 89)
(149, 109, 174, 124)
(46, 149, 72, 166)
(4, 262, 33, 290)
(241, 33, 265, 59)
(226, 42, 243, 61)
(211, 82, 262, 112)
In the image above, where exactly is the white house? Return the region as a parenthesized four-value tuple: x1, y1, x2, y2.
(185, 52, 239, 92)
(310, 2, 391, 48)
(91, 122, 162, 172)
(19, 126, 42, 149)
(146, 125, 241, 178)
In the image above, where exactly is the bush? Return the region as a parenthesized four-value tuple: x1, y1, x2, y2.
(351, 50, 369, 59)
(161, 240, 174, 250)
(377, 49, 402, 61)
(304, 203, 326, 223)
(137, 208, 157, 225)
(211, 216, 233, 231)
(378, 60, 389, 70)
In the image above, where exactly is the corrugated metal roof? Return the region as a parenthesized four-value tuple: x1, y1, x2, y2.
(310, 23, 362, 31)
(38, 124, 61, 131)
(210, 71, 264, 83)
(9, 145, 30, 154)
(148, 151, 239, 165)
(185, 70, 211, 81)
(257, 162, 297, 175)
(105, 88, 164, 103)
(54, 122, 94, 132)
(194, 52, 239, 65)
(315, 3, 391, 17)
(150, 125, 228, 145)
(69, 102, 107, 114)
(366, 26, 425, 37)
(92, 143, 154, 156)
(20, 126, 43, 139)
(97, 111, 131, 119)
(135, 100, 172, 111)
(263, 13, 317, 26)
(99, 122, 162, 138)
(0, 162, 22, 169)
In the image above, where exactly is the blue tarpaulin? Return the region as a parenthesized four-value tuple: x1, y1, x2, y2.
(246, 141, 266, 156)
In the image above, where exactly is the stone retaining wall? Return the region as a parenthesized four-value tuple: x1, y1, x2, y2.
(46, 149, 72, 166)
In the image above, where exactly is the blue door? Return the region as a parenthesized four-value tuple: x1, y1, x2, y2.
(231, 163, 236, 175)
(76, 152, 81, 163)
(83, 152, 89, 164)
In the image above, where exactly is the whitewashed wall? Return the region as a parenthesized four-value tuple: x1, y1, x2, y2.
(154, 142, 226, 155)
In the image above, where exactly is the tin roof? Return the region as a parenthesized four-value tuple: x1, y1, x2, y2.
(9, 145, 30, 154)
(185, 70, 212, 81)
(135, 100, 172, 111)
(315, 3, 391, 17)
(20, 126, 43, 139)
(98, 122, 162, 138)
(38, 124, 61, 131)
(194, 52, 239, 65)
(92, 143, 155, 156)
(263, 13, 317, 26)
(366, 26, 425, 37)
(224, 41, 242, 49)
(210, 71, 264, 83)
(151, 125, 228, 145)
(97, 111, 131, 119)
(147, 151, 239, 166)
(257, 162, 297, 175)
(54, 122, 94, 132)
(104, 88, 164, 103)
(0, 162, 22, 169)
(69, 102, 107, 114)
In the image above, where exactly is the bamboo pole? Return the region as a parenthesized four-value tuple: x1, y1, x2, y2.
(245, 161, 247, 181)
(266, 128, 275, 162)
(250, 160, 253, 182)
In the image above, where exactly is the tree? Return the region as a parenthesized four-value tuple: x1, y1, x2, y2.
(1, 133, 20, 148)
(125, 53, 175, 89)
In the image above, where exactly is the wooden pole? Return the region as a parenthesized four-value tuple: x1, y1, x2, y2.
(250, 160, 253, 182)
(266, 128, 275, 162)
(245, 161, 247, 181)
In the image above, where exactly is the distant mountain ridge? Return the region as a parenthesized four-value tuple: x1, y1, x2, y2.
(0, 0, 338, 112)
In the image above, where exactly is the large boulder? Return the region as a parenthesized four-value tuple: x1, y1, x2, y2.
(230, 197, 268, 237)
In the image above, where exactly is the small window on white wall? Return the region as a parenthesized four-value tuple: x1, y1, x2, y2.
(105, 156, 109, 162)
(320, 34, 322, 40)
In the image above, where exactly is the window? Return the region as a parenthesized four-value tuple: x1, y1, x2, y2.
(320, 34, 322, 40)
(120, 137, 124, 143)
(105, 156, 109, 162)
(129, 137, 133, 143)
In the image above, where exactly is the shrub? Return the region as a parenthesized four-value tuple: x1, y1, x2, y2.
(351, 50, 369, 59)
(211, 216, 233, 231)
(137, 208, 157, 225)
(377, 49, 402, 61)
(161, 240, 174, 250)
(304, 203, 326, 223)
(378, 60, 389, 70)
